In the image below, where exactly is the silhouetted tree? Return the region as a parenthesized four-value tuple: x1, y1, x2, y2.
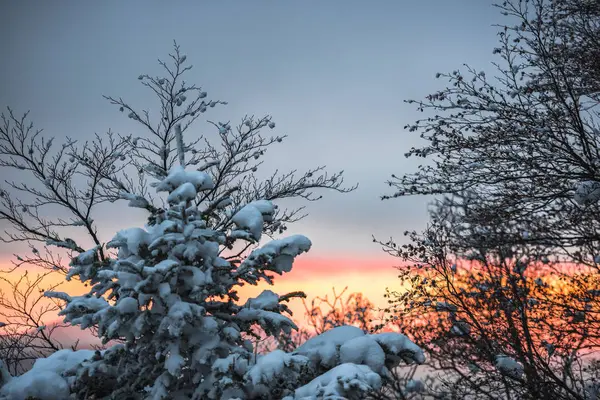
(378, 210, 600, 399)
(385, 0, 600, 265)
(381, 1, 600, 398)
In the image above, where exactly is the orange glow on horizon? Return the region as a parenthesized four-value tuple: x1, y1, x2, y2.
(1, 255, 592, 329)
(0, 255, 403, 329)
(236, 256, 402, 324)
(2, 253, 595, 357)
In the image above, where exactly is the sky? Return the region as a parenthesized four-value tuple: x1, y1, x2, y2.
(0, 1, 502, 316)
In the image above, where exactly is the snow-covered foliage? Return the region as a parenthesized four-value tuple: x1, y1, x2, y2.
(0, 349, 96, 400)
(290, 363, 382, 400)
(292, 326, 423, 376)
(32, 166, 422, 399)
(232, 200, 275, 241)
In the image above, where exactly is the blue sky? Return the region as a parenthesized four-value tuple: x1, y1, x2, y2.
(0, 1, 501, 258)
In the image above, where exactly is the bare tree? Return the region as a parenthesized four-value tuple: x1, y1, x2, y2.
(384, 0, 600, 264)
(379, 1, 600, 398)
(0, 270, 73, 376)
(301, 286, 379, 336)
(377, 210, 600, 399)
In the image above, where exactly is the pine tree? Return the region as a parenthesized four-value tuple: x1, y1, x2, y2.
(43, 161, 424, 399)
(47, 156, 313, 398)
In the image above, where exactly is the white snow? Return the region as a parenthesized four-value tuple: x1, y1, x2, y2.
(293, 326, 425, 375)
(369, 332, 425, 365)
(236, 308, 297, 335)
(118, 190, 150, 208)
(232, 200, 275, 241)
(212, 354, 249, 379)
(293, 363, 382, 399)
(74, 247, 99, 265)
(294, 325, 365, 368)
(116, 297, 139, 314)
(107, 227, 149, 257)
(167, 181, 197, 204)
(54, 295, 110, 328)
(239, 235, 312, 274)
(246, 200, 275, 222)
(244, 290, 280, 311)
(155, 165, 214, 193)
(339, 335, 386, 373)
(165, 345, 185, 376)
(245, 350, 309, 386)
(0, 349, 95, 400)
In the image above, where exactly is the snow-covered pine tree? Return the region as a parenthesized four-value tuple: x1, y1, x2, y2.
(39, 163, 424, 399)
(44, 161, 312, 398)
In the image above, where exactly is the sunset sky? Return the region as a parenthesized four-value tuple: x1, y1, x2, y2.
(0, 1, 502, 319)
